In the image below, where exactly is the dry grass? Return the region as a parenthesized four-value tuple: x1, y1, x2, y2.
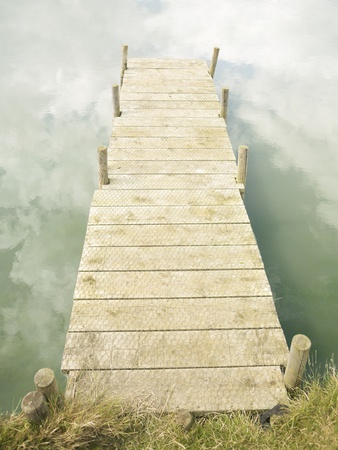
(1, 371, 337, 450)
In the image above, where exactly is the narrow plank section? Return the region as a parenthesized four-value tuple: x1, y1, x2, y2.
(79, 245, 264, 271)
(84, 223, 259, 247)
(66, 367, 288, 412)
(68, 297, 285, 332)
(62, 329, 287, 370)
(91, 189, 243, 207)
(74, 270, 271, 299)
(108, 160, 236, 174)
(88, 205, 249, 225)
(108, 148, 235, 161)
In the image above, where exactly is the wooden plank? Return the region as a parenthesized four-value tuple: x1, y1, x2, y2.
(104, 174, 239, 190)
(128, 59, 207, 69)
(123, 78, 214, 86)
(112, 126, 226, 138)
(107, 148, 235, 161)
(119, 109, 221, 118)
(113, 117, 226, 127)
(79, 245, 264, 271)
(68, 297, 282, 332)
(62, 328, 288, 370)
(108, 160, 237, 174)
(124, 68, 210, 78)
(109, 137, 232, 148)
(120, 93, 219, 101)
(122, 100, 220, 110)
(73, 269, 271, 299)
(64, 367, 289, 412)
(84, 223, 258, 247)
(91, 189, 243, 207)
(88, 205, 249, 225)
(122, 85, 216, 94)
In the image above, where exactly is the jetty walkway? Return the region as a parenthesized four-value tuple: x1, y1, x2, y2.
(62, 50, 289, 412)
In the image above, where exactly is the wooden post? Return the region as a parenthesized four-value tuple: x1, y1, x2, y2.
(220, 87, 229, 122)
(236, 145, 249, 185)
(284, 334, 311, 390)
(21, 391, 49, 424)
(97, 145, 109, 188)
(120, 44, 128, 87)
(34, 368, 59, 403)
(209, 47, 220, 78)
(112, 84, 121, 117)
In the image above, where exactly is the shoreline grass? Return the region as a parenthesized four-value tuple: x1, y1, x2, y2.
(1, 371, 337, 449)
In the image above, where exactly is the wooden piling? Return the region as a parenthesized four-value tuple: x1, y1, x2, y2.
(284, 334, 311, 390)
(34, 368, 59, 403)
(112, 84, 121, 117)
(220, 87, 229, 122)
(21, 391, 49, 424)
(236, 145, 249, 185)
(97, 145, 109, 188)
(120, 44, 128, 86)
(209, 47, 220, 78)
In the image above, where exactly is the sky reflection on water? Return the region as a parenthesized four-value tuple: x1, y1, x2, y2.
(1, 0, 338, 411)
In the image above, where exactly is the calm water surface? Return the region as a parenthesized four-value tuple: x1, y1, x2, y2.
(1, 0, 338, 412)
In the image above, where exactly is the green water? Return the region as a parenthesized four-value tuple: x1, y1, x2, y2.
(1, 0, 338, 412)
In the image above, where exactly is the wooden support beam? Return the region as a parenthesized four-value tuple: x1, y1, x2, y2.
(97, 146, 109, 188)
(34, 368, 60, 403)
(209, 47, 220, 78)
(120, 44, 128, 86)
(112, 84, 121, 117)
(220, 87, 229, 122)
(21, 391, 49, 424)
(284, 334, 311, 390)
(236, 145, 249, 185)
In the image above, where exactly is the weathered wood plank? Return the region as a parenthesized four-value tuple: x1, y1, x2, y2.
(123, 78, 214, 86)
(104, 174, 239, 190)
(128, 59, 208, 69)
(84, 223, 258, 247)
(108, 148, 235, 161)
(119, 109, 221, 118)
(91, 189, 243, 207)
(88, 205, 249, 225)
(108, 160, 237, 174)
(124, 68, 210, 78)
(113, 117, 226, 127)
(122, 85, 216, 94)
(62, 328, 288, 370)
(112, 126, 226, 138)
(109, 136, 232, 148)
(122, 100, 220, 110)
(68, 297, 282, 332)
(64, 367, 288, 412)
(73, 269, 271, 299)
(120, 93, 219, 101)
(79, 245, 264, 271)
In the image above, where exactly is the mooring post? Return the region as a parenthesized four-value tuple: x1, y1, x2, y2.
(120, 44, 128, 87)
(209, 47, 220, 78)
(21, 391, 49, 424)
(34, 368, 60, 403)
(220, 87, 229, 122)
(236, 145, 249, 185)
(112, 84, 121, 117)
(284, 334, 312, 390)
(97, 145, 109, 188)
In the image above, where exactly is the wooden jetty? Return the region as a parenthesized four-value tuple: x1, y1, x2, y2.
(61, 48, 289, 412)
